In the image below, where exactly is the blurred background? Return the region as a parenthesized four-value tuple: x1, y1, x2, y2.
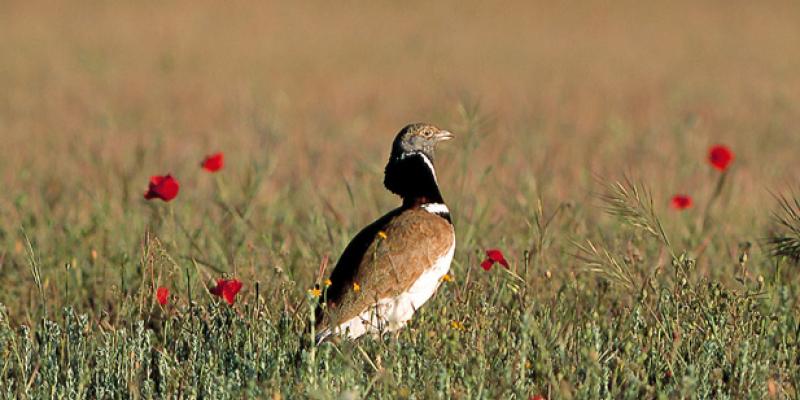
(0, 1, 799, 316)
(2, 1, 799, 200)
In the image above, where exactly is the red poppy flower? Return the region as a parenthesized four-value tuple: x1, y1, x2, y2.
(209, 278, 243, 305)
(481, 249, 509, 271)
(144, 174, 179, 202)
(201, 152, 224, 172)
(708, 145, 733, 171)
(156, 286, 169, 306)
(530, 396, 546, 400)
(671, 194, 693, 210)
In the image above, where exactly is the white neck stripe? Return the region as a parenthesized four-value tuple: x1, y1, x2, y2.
(421, 203, 449, 214)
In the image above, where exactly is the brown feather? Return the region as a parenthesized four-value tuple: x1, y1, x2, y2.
(317, 207, 454, 332)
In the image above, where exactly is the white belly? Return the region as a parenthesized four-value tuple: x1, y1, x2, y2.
(326, 239, 455, 341)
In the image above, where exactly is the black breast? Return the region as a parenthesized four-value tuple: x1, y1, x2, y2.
(383, 153, 444, 204)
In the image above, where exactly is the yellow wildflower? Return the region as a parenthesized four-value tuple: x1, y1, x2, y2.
(307, 288, 322, 298)
(324, 279, 332, 287)
(377, 231, 388, 240)
(353, 282, 361, 292)
(450, 320, 464, 330)
(440, 274, 453, 283)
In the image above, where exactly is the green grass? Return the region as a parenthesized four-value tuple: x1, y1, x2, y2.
(3, 276, 794, 399)
(2, 169, 800, 398)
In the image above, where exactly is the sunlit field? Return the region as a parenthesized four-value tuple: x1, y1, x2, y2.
(2, 1, 800, 398)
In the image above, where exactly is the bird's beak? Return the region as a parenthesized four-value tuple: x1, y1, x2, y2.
(435, 130, 455, 142)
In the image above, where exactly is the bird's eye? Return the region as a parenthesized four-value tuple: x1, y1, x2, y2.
(422, 130, 433, 138)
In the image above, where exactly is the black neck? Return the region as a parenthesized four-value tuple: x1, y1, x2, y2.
(384, 152, 445, 206)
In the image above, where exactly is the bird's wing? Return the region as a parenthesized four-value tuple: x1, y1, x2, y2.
(317, 207, 454, 330)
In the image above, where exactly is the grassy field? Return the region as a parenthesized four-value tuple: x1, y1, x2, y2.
(2, 1, 800, 398)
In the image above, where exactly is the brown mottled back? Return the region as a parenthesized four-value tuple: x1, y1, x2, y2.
(317, 207, 454, 332)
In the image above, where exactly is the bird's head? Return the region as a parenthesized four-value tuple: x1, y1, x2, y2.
(390, 123, 454, 162)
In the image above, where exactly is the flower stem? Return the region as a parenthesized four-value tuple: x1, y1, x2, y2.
(700, 170, 728, 234)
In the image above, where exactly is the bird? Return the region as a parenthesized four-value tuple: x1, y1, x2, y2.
(315, 123, 455, 343)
